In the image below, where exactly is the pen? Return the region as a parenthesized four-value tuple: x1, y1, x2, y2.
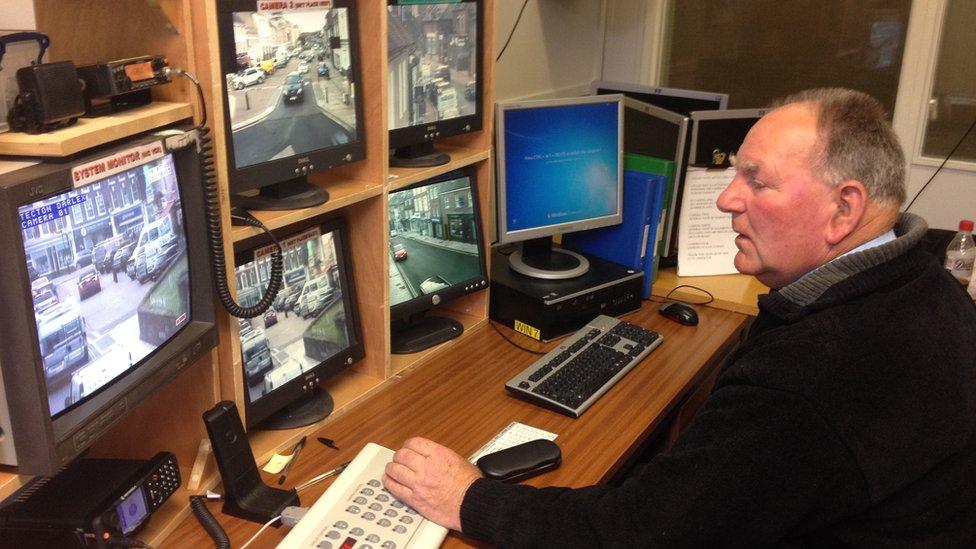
(317, 436, 339, 450)
(294, 460, 351, 493)
(277, 436, 307, 485)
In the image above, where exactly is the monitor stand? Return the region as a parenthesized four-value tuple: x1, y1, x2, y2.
(254, 387, 334, 431)
(508, 237, 589, 280)
(390, 142, 450, 168)
(391, 314, 463, 354)
(232, 177, 329, 211)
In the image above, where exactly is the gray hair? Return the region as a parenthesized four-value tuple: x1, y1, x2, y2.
(774, 88, 906, 207)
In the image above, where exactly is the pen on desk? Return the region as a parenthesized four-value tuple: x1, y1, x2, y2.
(317, 436, 339, 450)
(277, 435, 307, 485)
(294, 460, 351, 492)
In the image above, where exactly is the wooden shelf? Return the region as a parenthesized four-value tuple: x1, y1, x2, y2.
(652, 267, 768, 316)
(229, 178, 384, 242)
(388, 145, 491, 191)
(390, 310, 490, 376)
(0, 102, 193, 157)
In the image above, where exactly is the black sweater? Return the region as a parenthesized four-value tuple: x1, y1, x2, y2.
(460, 214, 976, 547)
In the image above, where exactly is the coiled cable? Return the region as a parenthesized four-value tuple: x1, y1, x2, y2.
(167, 67, 283, 318)
(189, 495, 230, 549)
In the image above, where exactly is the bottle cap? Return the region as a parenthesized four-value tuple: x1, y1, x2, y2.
(960, 220, 974, 232)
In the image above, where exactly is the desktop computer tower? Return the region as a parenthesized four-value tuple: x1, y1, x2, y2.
(490, 247, 643, 342)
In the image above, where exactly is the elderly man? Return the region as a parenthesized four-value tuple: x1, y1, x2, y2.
(383, 88, 976, 546)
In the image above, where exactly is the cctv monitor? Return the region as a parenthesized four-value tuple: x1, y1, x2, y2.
(387, 167, 488, 354)
(0, 131, 217, 475)
(234, 216, 364, 430)
(591, 80, 728, 116)
(689, 108, 769, 166)
(387, 0, 483, 167)
(216, 0, 366, 211)
(495, 94, 624, 280)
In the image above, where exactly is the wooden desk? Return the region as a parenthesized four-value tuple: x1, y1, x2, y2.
(164, 303, 747, 548)
(652, 267, 768, 316)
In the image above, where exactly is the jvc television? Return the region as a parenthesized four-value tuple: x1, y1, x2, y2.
(495, 94, 624, 280)
(233, 217, 364, 429)
(388, 167, 488, 354)
(216, 0, 366, 210)
(0, 131, 217, 475)
(387, 0, 483, 167)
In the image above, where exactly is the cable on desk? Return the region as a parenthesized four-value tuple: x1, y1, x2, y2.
(189, 495, 230, 549)
(491, 321, 547, 355)
(239, 514, 282, 549)
(664, 284, 715, 306)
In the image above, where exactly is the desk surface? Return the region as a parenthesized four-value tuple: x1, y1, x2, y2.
(652, 267, 768, 316)
(165, 303, 748, 548)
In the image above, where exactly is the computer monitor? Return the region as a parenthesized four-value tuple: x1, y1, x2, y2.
(0, 131, 218, 475)
(495, 94, 624, 280)
(388, 167, 488, 354)
(387, 0, 483, 167)
(688, 108, 769, 166)
(591, 80, 728, 116)
(234, 217, 363, 430)
(216, 1, 366, 210)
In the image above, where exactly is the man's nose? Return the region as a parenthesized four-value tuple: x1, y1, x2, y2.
(716, 179, 742, 213)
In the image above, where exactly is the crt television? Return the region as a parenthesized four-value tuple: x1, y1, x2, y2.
(216, 0, 366, 210)
(0, 131, 217, 475)
(387, 0, 484, 167)
(591, 79, 728, 116)
(233, 216, 364, 430)
(495, 94, 624, 280)
(388, 167, 488, 354)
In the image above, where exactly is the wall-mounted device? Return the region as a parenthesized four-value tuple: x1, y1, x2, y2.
(387, 0, 484, 167)
(0, 452, 180, 548)
(77, 55, 171, 115)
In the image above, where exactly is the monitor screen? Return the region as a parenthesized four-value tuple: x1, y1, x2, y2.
(387, 167, 488, 353)
(689, 108, 768, 166)
(217, 1, 365, 209)
(497, 96, 623, 243)
(387, 0, 483, 167)
(17, 152, 191, 418)
(622, 96, 688, 160)
(234, 218, 363, 429)
(591, 80, 727, 116)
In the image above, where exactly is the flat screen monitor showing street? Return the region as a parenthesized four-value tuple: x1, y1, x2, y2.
(495, 94, 624, 280)
(0, 132, 217, 474)
(217, 0, 365, 210)
(234, 217, 364, 430)
(387, 167, 488, 354)
(387, 0, 483, 167)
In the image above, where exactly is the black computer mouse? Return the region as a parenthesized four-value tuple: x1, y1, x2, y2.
(659, 301, 699, 326)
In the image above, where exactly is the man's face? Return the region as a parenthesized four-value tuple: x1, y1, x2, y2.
(715, 104, 838, 289)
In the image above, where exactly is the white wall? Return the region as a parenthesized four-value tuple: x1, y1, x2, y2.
(493, 0, 605, 101)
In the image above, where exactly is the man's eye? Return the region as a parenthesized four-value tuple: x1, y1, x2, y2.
(749, 178, 767, 190)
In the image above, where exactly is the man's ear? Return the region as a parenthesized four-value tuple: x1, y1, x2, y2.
(826, 180, 868, 245)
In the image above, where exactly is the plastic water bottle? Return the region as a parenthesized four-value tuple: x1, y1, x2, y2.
(944, 219, 975, 285)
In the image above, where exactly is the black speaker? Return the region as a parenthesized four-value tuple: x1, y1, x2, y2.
(202, 401, 299, 523)
(7, 60, 85, 134)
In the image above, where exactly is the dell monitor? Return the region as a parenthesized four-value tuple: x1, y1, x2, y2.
(495, 94, 624, 280)
(388, 167, 488, 354)
(234, 216, 364, 430)
(216, 1, 366, 210)
(0, 130, 217, 475)
(387, 0, 483, 167)
(591, 80, 728, 116)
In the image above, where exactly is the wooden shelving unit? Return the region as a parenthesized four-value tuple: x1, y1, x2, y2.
(0, 1, 496, 545)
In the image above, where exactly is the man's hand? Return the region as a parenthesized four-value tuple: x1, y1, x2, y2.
(383, 437, 483, 532)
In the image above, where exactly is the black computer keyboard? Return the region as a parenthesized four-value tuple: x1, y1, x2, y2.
(505, 315, 662, 417)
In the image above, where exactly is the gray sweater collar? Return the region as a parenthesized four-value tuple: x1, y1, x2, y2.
(778, 213, 928, 307)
